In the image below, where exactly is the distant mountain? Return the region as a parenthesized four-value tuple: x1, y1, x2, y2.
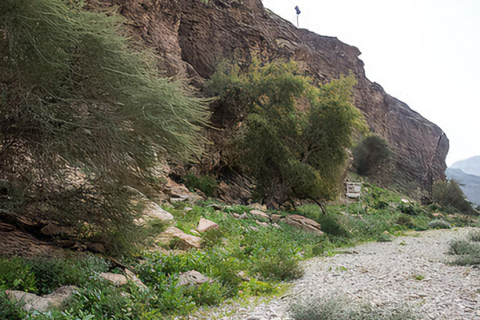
(450, 156, 480, 176)
(445, 167, 480, 206)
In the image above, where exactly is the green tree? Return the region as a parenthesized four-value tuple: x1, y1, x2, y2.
(0, 0, 209, 252)
(207, 59, 366, 207)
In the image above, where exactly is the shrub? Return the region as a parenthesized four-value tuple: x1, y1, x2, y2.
(353, 135, 392, 177)
(428, 219, 451, 229)
(184, 172, 219, 197)
(0, 0, 209, 253)
(449, 239, 480, 255)
(449, 236, 480, 266)
(0, 256, 37, 292)
(433, 180, 475, 214)
(29, 256, 109, 294)
(398, 202, 422, 215)
(181, 282, 227, 306)
(315, 213, 349, 237)
(253, 248, 304, 281)
(0, 291, 26, 320)
(469, 231, 480, 242)
(201, 228, 225, 248)
(207, 59, 366, 207)
(396, 215, 413, 227)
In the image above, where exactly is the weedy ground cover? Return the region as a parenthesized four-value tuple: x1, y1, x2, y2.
(0, 185, 477, 319)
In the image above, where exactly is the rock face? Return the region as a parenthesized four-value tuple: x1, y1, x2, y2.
(89, 0, 448, 194)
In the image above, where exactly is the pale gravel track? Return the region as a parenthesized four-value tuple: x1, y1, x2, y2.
(188, 228, 480, 320)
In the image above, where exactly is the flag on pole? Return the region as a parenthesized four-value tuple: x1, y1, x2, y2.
(295, 5, 301, 15)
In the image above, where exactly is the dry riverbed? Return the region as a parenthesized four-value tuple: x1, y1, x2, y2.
(190, 228, 480, 320)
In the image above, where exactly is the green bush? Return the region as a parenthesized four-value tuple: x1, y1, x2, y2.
(0, 0, 209, 254)
(207, 59, 366, 207)
(30, 256, 109, 294)
(0, 291, 26, 320)
(353, 135, 392, 177)
(181, 282, 227, 306)
(449, 239, 480, 255)
(315, 213, 349, 237)
(0, 256, 37, 292)
(396, 215, 413, 227)
(468, 230, 480, 242)
(449, 236, 480, 266)
(428, 219, 451, 229)
(433, 180, 475, 214)
(184, 173, 219, 197)
(398, 203, 422, 215)
(253, 248, 304, 281)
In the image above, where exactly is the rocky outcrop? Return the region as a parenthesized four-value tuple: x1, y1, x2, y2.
(7, 286, 77, 313)
(284, 214, 324, 237)
(156, 226, 202, 249)
(88, 0, 448, 194)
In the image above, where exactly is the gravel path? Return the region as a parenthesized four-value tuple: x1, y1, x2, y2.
(191, 228, 480, 320)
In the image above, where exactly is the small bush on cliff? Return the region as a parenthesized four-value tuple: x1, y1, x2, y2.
(207, 59, 366, 207)
(184, 172, 219, 197)
(353, 135, 392, 177)
(433, 180, 476, 214)
(0, 0, 209, 252)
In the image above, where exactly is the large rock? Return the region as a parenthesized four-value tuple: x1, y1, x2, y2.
(87, 0, 448, 194)
(196, 217, 219, 233)
(165, 179, 203, 203)
(99, 272, 128, 286)
(128, 187, 174, 222)
(177, 270, 212, 286)
(284, 214, 324, 237)
(157, 226, 202, 249)
(7, 286, 77, 313)
(249, 209, 269, 220)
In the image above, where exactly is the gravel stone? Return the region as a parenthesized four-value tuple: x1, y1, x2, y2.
(187, 228, 480, 320)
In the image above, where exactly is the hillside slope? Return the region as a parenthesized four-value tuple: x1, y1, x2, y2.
(89, 0, 449, 195)
(450, 156, 480, 176)
(446, 167, 480, 205)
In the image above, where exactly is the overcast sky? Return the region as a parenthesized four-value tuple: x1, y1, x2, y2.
(262, 0, 480, 166)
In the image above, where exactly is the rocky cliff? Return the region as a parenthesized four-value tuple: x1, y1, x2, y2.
(89, 0, 448, 196)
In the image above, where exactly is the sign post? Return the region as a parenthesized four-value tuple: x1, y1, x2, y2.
(346, 182, 362, 214)
(295, 6, 301, 27)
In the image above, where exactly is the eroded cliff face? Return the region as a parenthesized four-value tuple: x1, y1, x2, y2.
(90, 0, 448, 194)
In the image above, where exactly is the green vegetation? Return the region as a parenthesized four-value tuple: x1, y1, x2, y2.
(207, 59, 367, 207)
(289, 296, 419, 320)
(1, 182, 479, 318)
(428, 219, 451, 229)
(433, 180, 476, 215)
(449, 230, 480, 266)
(353, 135, 393, 177)
(0, 0, 209, 253)
(184, 172, 219, 197)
